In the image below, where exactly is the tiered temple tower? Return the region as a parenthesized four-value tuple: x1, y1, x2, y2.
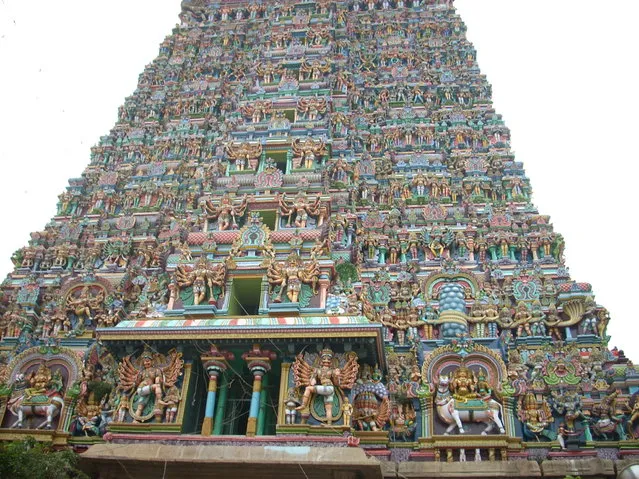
(1, 1, 638, 477)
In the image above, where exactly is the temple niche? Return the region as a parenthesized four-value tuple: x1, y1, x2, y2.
(1, 0, 638, 476)
(111, 348, 186, 425)
(0, 346, 83, 432)
(423, 342, 511, 437)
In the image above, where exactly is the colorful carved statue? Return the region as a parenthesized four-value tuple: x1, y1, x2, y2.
(292, 348, 359, 425)
(7, 364, 65, 429)
(203, 194, 248, 231)
(284, 388, 301, 425)
(291, 137, 326, 169)
(351, 364, 390, 432)
(267, 253, 320, 303)
(225, 142, 262, 171)
(116, 348, 184, 423)
(378, 308, 424, 346)
(519, 393, 553, 440)
(278, 192, 321, 228)
(434, 368, 505, 435)
(628, 397, 639, 439)
(591, 391, 624, 440)
(175, 256, 227, 306)
(64, 285, 106, 330)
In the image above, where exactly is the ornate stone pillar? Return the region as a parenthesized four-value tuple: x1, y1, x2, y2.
(256, 373, 269, 436)
(212, 373, 229, 436)
(60, 394, 78, 432)
(259, 275, 270, 314)
(243, 344, 276, 436)
(420, 395, 432, 438)
(200, 345, 234, 436)
(221, 279, 233, 311)
(502, 396, 516, 437)
(277, 362, 292, 426)
(318, 274, 330, 309)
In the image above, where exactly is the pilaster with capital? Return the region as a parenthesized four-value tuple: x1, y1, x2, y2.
(200, 345, 234, 436)
(243, 344, 276, 436)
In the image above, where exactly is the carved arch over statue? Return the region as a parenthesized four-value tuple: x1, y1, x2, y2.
(59, 275, 111, 332)
(1, 346, 84, 430)
(422, 271, 480, 301)
(421, 342, 512, 436)
(59, 274, 112, 299)
(421, 342, 507, 387)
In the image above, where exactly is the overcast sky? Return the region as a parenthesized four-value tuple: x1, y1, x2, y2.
(0, 1, 637, 359)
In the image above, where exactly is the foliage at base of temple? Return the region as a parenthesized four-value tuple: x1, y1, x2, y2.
(0, 437, 87, 479)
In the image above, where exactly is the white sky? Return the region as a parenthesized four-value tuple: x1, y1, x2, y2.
(0, 1, 638, 358)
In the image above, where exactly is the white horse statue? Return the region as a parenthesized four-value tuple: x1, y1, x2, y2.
(434, 374, 505, 435)
(7, 373, 65, 429)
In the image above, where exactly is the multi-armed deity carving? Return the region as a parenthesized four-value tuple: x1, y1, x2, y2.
(255, 60, 284, 85)
(240, 99, 272, 124)
(278, 192, 322, 229)
(225, 142, 263, 172)
(63, 283, 107, 333)
(292, 347, 359, 426)
(267, 253, 320, 305)
(202, 193, 248, 231)
(590, 390, 626, 440)
(115, 348, 184, 424)
(296, 97, 327, 122)
(298, 58, 331, 81)
(174, 255, 227, 307)
(518, 393, 554, 440)
(70, 346, 117, 437)
(291, 137, 326, 170)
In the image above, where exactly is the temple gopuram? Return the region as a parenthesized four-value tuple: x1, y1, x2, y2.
(1, 1, 638, 478)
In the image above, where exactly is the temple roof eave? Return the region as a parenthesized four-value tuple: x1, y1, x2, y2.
(96, 317, 386, 367)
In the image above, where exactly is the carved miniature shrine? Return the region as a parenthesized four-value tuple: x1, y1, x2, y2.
(1, 0, 638, 477)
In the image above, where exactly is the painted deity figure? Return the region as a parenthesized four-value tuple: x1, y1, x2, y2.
(267, 253, 320, 303)
(158, 385, 181, 423)
(468, 302, 487, 338)
(628, 398, 639, 438)
(378, 308, 424, 346)
(351, 365, 390, 432)
(278, 193, 321, 228)
(65, 285, 106, 329)
(551, 389, 585, 432)
(519, 393, 553, 439)
(24, 363, 54, 398)
(293, 348, 359, 425)
(513, 301, 533, 337)
(132, 354, 162, 420)
(284, 388, 301, 424)
(591, 391, 625, 439)
(342, 398, 353, 427)
(450, 367, 479, 401)
(203, 194, 248, 231)
(434, 369, 505, 435)
(7, 364, 65, 429)
(175, 256, 227, 306)
(225, 142, 262, 171)
(116, 348, 184, 423)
